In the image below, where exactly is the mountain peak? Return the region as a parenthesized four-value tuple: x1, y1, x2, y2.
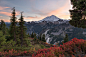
(51, 15, 56, 17)
(39, 15, 60, 22)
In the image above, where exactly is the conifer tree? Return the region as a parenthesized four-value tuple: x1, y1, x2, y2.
(64, 34, 68, 43)
(0, 20, 4, 29)
(19, 12, 26, 46)
(0, 20, 6, 35)
(33, 33, 36, 37)
(69, 0, 86, 28)
(33, 35, 37, 41)
(31, 32, 34, 38)
(16, 26, 21, 46)
(9, 7, 17, 42)
(33, 33, 37, 40)
(28, 33, 30, 37)
(38, 34, 41, 40)
(42, 34, 46, 42)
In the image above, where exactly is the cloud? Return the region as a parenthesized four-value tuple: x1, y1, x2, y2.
(0, 11, 20, 16)
(0, 0, 72, 22)
(0, 19, 10, 22)
(24, 15, 44, 21)
(0, 6, 10, 10)
(0, 6, 20, 16)
(0, 12, 11, 16)
(26, 16, 38, 19)
(31, 7, 50, 16)
(0, 16, 2, 17)
(30, 0, 72, 19)
(24, 16, 38, 21)
(48, 0, 72, 19)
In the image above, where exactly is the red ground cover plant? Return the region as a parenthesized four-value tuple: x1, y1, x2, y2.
(32, 38, 86, 57)
(0, 38, 86, 57)
(0, 49, 34, 57)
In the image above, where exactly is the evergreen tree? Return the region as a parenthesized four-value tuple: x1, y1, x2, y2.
(38, 34, 41, 40)
(0, 20, 6, 35)
(31, 32, 34, 38)
(33, 33, 36, 37)
(19, 12, 26, 46)
(33, 33, 36, 40)
(16, 26, 21, 46)
(33, 36, 37, 41)
(69, 0, 86, 28)
(9, 7, 17, 42)
(0, 36, 6, 47)
(64, 34, 68, 43)
(0, 20, 4, 29)
(28, 33, 30, 37)
(42, 34, 46, 42)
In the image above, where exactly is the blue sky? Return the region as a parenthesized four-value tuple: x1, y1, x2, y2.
(0, 0, 72, 22)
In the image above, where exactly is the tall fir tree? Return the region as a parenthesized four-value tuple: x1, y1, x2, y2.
(0, 20, 4, 30)
(0, 20, 6, 35)
(31, 32, 34, 38)
(69, 0, 86, 28)
(38, 34, 41, 40)
(19, 12, 26, 46)
(33, 33, 37, 40)
(9, 7, 17, 42)
(64, 34, 68, 43)
(42, 34, 46, 42)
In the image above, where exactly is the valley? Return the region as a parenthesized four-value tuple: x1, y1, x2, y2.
(6, 15, 86, 45)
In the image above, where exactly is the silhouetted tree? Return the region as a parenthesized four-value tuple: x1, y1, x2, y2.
(33, 36, 37, 41)
(28, 33, 30, 37)
(0, 20, 6, 35)
(19, 12, 26, 46)
(31, 32, 34, 38)
(38, 34, 41, 40)
(33, 33, 37, 40)
(64, 34, 68, 43)
(33, 33, 36, 37)
(9, 7, 17, 42)
(69, 0, 86, 28)
(42, 34, 46, 42)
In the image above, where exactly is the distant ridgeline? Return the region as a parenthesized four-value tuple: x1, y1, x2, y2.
(5, 15, 86, 44)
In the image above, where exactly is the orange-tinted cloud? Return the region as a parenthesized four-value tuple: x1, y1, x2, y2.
(0, 6, 10, 10)
(48, 0, 72, 19)
(0, 19, 10, 22)
(0, 12, 11, 16)
(24, 16, 44, 21)
(0, 16, 2, 17)
(26, 16, 38, 19)
(0, 6, 20, 16)
(59, 14, 70, 19)
(0, 11, 20, 16)
(30, 0, 72, 20)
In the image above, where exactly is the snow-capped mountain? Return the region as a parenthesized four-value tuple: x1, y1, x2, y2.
(28, 15, 68, 24)
(39, 15, 64, 22)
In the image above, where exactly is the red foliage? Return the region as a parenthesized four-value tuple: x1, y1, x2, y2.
(0, 38, 86, 57)
(32, 38, 86, 57)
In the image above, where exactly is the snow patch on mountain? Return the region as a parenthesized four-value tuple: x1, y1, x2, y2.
(39, 15, 60, 22)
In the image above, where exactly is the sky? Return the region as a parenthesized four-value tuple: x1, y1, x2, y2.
(0, 0, 72, 22)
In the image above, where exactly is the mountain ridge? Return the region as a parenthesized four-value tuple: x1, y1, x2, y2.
(5, 15, 86, 45)
(39, 15, 68, 22)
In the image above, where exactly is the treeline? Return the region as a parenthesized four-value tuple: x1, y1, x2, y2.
(0, 7, 46, 49)
(30, 32, 46, 42)
(0, 7, 30, 48)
